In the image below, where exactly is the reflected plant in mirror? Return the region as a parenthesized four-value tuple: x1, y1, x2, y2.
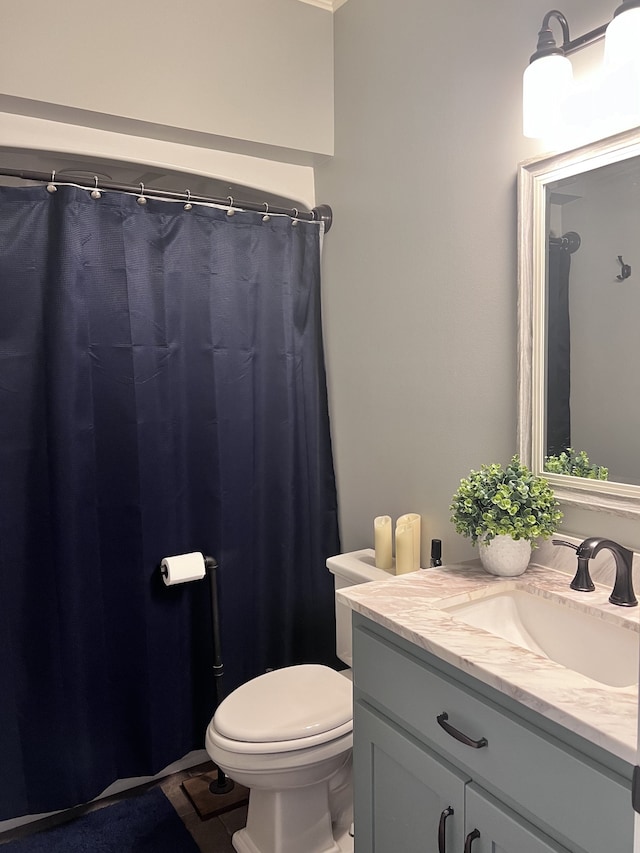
(544, 448, 608, 480)
(518, 126, 640, 517)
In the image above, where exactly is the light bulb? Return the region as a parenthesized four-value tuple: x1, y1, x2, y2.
(605, 7, 640, 71)
(523, 54, 573, 138)
(604, 7, 640, 129)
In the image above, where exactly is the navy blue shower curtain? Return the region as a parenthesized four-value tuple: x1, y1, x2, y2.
(0, 184, 340, 820)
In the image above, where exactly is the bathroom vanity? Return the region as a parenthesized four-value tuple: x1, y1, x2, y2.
(337, 551, 638, 853)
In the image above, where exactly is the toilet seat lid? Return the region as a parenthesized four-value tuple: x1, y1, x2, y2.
(214, 664, 352, 743)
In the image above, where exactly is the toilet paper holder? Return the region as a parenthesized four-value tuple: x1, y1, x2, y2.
(203, 556, 235, 796)
(160, 552, 235, 797)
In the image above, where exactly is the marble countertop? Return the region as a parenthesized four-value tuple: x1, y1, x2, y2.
(337, 549, 640, 765)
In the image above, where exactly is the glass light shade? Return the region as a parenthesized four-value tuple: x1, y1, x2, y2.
(605, 7, 640, 71)
(523, 54, 573, 139)
(604, 8, 640, 129)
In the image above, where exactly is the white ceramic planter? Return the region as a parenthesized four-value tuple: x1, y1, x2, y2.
(478, 534, 532, 577)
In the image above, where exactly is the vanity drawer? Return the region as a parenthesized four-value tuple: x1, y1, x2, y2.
(353, 622, 632, 853)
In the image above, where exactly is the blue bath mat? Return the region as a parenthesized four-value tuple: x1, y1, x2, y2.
(1, 787, 201, 852)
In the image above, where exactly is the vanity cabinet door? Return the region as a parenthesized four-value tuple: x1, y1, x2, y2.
(354, 700, 469, 853)
(464, 784, 571, 853)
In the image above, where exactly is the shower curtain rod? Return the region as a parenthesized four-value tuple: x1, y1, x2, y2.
(549, 230, 581, 254)
(0, 168, 333, 232)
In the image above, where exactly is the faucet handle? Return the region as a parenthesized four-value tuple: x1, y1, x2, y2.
(552, 539, 578, 551)
(552, 540, 595, 592)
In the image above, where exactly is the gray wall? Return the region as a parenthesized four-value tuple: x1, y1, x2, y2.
(314, 0, 635, 564)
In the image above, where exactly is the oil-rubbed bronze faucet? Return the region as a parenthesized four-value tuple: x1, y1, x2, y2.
(552, 539, 595, 592)
(553, 537, 637, 605)
(577, 537, 637, 607)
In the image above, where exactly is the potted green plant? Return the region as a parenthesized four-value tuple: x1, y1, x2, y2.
(450, 455, 562, 576)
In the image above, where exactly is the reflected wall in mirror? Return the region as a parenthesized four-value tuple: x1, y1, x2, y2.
(518, 128, 640, 518)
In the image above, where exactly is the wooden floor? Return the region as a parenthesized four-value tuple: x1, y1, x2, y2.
(0, 761, 248, 853)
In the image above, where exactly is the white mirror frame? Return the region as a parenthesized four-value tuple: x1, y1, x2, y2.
(518, 126, 640, 519)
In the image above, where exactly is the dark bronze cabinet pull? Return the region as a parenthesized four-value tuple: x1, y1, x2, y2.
(437, 806, 454, 853)
(464, 828, 481, 852)
(436, 712, 488, 749)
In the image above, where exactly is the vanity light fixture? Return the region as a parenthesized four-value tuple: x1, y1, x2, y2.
(523, 0, 640, 139)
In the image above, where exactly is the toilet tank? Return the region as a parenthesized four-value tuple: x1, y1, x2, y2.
(327, 550, 394, 667)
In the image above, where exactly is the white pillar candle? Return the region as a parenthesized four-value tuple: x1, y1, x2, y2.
(395, 522, 415, 574)
(374, 515, 393, 570)
(397, 513, 421, 570)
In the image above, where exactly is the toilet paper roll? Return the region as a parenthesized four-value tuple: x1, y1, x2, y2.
(161, 552, 206, 586)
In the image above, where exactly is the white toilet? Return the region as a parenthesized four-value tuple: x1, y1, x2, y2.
(205, 551, 393, 853)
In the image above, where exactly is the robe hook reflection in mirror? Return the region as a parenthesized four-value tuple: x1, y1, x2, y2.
(523, 1, 640, 139)
(616, 255, 632, 280)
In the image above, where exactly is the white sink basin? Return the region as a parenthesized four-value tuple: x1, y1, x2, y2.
(439, 587, 639, 688)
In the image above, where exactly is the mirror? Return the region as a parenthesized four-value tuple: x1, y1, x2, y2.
(518, 127, 640, 518)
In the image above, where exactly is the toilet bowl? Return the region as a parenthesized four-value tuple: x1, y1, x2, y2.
(205, 550, 395, 853)
(206, 664, 353, 853)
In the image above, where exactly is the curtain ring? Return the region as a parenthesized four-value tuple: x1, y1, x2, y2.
(91, 176, 102, 200)
(137, 183, 147, 206)
(46, 170, 57, 194)
(184, 189, 193, 211)
(226, 196, 235, 217)
(291, 207, 299, 227)
(262, 202, 271, 223)
(309, 209, 315, 221)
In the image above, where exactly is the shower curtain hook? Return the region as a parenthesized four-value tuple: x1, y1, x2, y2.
(184, 189, 193, 211)
(291, 208, 299, 227)
(262, 202, 270, 223)
(90, 176, 102, 200)
(137, 183, 147, 206)
(46, 170, 57, 193)
(226, 196, 235, 217)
